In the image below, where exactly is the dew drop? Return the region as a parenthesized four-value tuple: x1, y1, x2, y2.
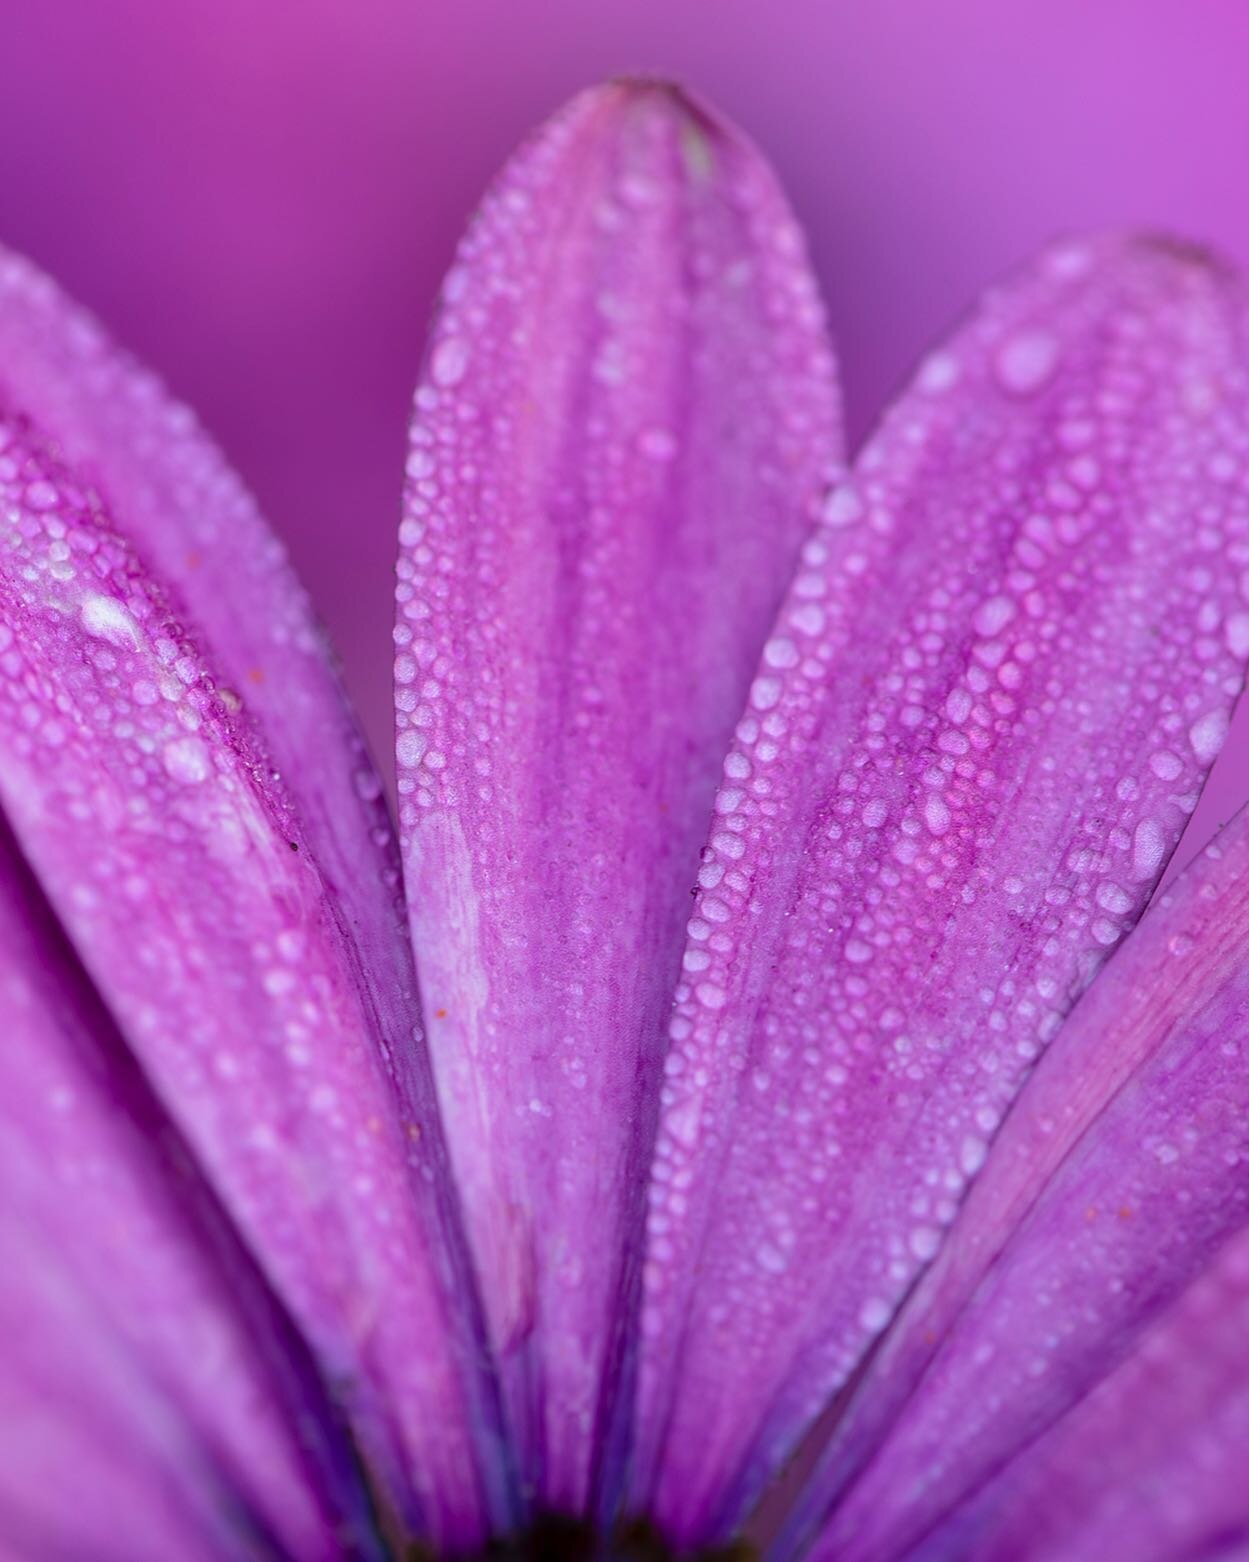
(163, 735, 211, 784)
(994, 330, 1059, 395)
(81, 592, 140, 649)
(1189, 709, 1229, 764)
(823, 483, 863, 528)
(430, 336, 470, 387)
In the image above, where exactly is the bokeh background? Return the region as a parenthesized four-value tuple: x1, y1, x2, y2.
(4, 0, 1248, 864)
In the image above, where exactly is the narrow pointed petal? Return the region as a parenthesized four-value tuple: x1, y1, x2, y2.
(0, 817, 377, 1559)
(911, 1224, 1249, 1562)
(789, 805, 1249, 1561)
(634, 233, 1249, 1543)
(0, 401, 503, 1544)
(396, 82, 842, 1508)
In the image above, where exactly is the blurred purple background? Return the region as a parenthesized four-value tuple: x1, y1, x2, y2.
(4, 0, 1248, 863)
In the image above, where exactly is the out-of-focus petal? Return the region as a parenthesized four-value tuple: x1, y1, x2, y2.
(0, 815, 378, 1560)
(633, 233, 1249, 1544)
(0, 1223, 253, 1562)
(0, 400, 505, 1546)
(395, 82, 841, 1510)
(788, 805, 1249, 1560)
(909, 1224, 1249, 1562)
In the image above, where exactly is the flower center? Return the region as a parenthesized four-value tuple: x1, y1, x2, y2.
(405, 1515, 757, 1561)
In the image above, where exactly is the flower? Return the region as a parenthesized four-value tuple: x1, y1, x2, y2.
(1, 77, 1248, 1562)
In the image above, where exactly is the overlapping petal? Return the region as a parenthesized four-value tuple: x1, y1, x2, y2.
(0, 1231, 248, 1562)
(786, 805, 1249, 1559)
(0, 311, 506, 1544)
(395, 82, 842, 1509)
(0, 814, 376, 1559)
(910, 1223, 1249, 1562)
(632, 233, 1249, 1544)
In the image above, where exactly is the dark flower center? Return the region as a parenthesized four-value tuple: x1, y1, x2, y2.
(405, 1515, 757, 1562)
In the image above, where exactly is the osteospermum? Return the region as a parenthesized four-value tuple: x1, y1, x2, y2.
(2, 78, 1249, 1562)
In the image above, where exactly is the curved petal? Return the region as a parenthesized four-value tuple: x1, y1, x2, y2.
(911, 1224, 1249, 1562)
(0, 815, 379, 1560)
(395, 82, 842, 1510)
(633, 233, 1249, 1544)
(0, 388, 505, 1544)
(788, 804, 1249, 1560)
(0, 244, 406, 1018)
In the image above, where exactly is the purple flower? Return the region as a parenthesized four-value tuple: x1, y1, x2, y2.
(2, 80, 1248, 1562)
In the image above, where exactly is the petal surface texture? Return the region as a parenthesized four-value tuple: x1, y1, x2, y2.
(633, 233, 1249, 1543)
(0, 256, 505, 1546)
(395, 83, 842, 1509)
(910, 1224, 1249, 1562)
(0, 814, 376, 1560)
(794, 805, 1249, 1561)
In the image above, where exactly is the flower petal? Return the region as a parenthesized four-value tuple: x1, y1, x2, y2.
(0, 386, 504, 1542)
(0, 814, 378, 1560)
(910, 1224, 1249, 1562)
(788, 804, 1249, 1560)
(0, 1231, 254, 1562)
(0, 245, 402, 975)
(395, 82, 842, 1509)
(633, 233, 1249, 1544)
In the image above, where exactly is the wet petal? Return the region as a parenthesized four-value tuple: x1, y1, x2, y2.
(911, 1224, 1249, 1562)
(633, 233, 1249, 1543)
(791, 805, 1249, 1560)
(0, 398, 505, 1544)
(395, 82, 841, 1508)
(0, 815, 377, 1560)
(0, 247, 422, 1108)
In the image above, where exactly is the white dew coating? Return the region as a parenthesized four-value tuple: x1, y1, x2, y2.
(0, 413, 495, 1545)
(395, 83, 842, 1507)
(635, 234, 1249, 1543)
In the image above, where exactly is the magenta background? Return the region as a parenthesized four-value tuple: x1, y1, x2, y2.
(4, 0, 1248, 865)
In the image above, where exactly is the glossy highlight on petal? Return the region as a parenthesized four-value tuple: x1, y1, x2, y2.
(634, 233, 1249, 1545)
(396, 82, 842, 1511)
(0, 327, 505, 1545)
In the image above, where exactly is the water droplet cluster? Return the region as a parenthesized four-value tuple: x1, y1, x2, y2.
(394, 84, 843, 1506)
(811, 816, 1249, 1561)
(895, 1220, 1249, 1562)
(0, 396, 487, 1536)
(637, 234, 1249, 1537)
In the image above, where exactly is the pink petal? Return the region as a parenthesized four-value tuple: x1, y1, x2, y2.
(912, 1223, 1249, 1562)
(0, 1235, 253, 1562)
(792, 804, 1249, 1560)
(0, 244, 397, 911)
(0, 816, 375, 1559)
(0, 337, 505, 1543)
(633, 233, 1249, 1544)
(395, 82, 841, 1510)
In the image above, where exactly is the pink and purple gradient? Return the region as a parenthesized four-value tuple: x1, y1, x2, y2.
(4, 0, 1247, 850)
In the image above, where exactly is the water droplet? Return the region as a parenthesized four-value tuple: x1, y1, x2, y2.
(162, 735, 211, 784)
(430, 336, 470, 387)
(994, 330, 1059, 395)
(823, 483, 863, 528)
(1189, 709, 1228, 764)
(81, 592, 140, 649)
